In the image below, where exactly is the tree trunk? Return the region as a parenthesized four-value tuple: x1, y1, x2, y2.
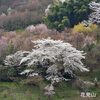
(48, 95, 51, 100)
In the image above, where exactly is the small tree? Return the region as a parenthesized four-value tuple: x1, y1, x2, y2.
(44, 83, 55, 100)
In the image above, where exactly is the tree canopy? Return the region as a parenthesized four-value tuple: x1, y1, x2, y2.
(44, 0, 92, 31)
(4, 38, 89, 83)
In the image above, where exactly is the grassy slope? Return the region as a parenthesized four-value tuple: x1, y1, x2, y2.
(0, 81, 100, 100)
(0, 82, 78, 100)
(0, 69, 100, 100)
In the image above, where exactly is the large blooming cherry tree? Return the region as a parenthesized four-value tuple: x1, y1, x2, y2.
(4, 38, 89, 83)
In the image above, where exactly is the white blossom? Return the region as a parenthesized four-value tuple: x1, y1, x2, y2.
(20, 38, 89, 82)
(89, 2, 100, 24)
(29, 73, 38, 77)
(25, 25, 35, 33)
(44, 84, 55, 96)
(44, 84, 54, 91)
(54, 0, 66, 4)
(4, 38, 89, 82)
(45, 0, 67, 16)
(46, 75, 63, 83)
(46, 65, 58, 74)
(20, 69, 34, 75)
(4, 51, 30, 67)
(45, 4, 51, 16)
(59, 0, 66, 3)
(0, 13, 6, 17)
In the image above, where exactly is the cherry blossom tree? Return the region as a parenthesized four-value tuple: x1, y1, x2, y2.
(89, 1, 100, 24)
(4, 38, 89, 83)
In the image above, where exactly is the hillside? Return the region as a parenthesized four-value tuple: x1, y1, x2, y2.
(0, 0, 100, 100)
(0, 0, 52, 14)
(0, 0, 52, 30)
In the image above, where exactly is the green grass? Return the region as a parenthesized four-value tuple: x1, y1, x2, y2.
(0, 82, 100, 100)
(0, 82, 45, 100)
(77, 69, 100, 81)
(0, 70, 100, 100)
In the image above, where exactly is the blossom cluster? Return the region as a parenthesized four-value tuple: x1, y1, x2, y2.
(4, 38, 89, 82)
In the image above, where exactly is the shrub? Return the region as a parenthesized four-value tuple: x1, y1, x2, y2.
(21, 76, 44, 88)
(73, 23, 97, 34)
(72, 32, 85, 49)
(0, 36, 8, 64)
(35, 24, 50, 34)
(0, 65, 17, 81)
(25, 24, 50, 34)
(85, 44, 100, 72)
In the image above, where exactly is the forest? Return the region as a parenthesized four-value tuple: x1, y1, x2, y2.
(0, 0, 100, 100)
